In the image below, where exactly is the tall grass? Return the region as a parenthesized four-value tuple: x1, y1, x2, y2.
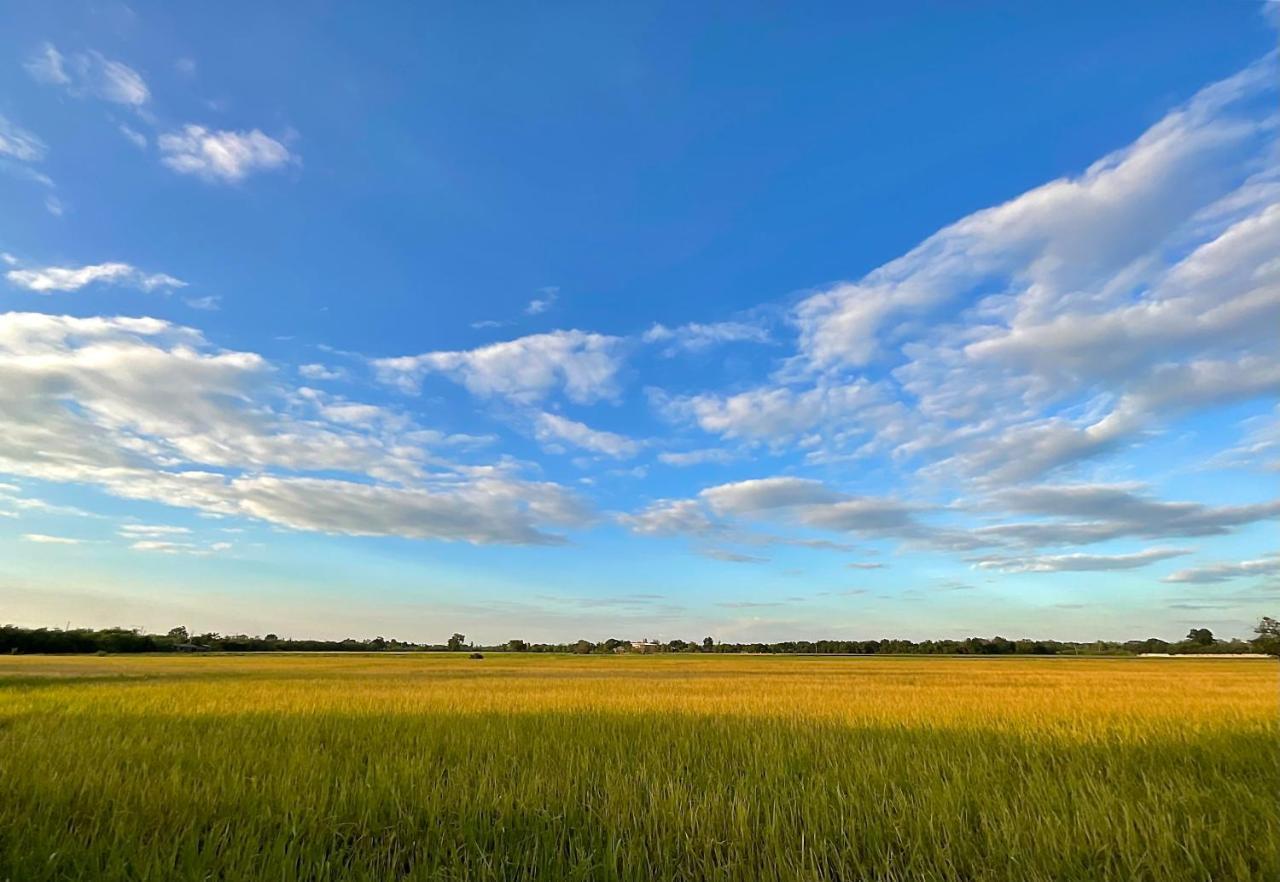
(1, 654, 1276, 881)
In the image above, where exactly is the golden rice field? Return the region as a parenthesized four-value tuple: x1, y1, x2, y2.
(0, 653, 1276, 881)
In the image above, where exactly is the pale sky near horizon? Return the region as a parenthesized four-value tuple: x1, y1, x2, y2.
(1, 1, 1277, 643)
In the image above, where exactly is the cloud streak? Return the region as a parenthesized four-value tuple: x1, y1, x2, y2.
(25, 43, 150, 106)
(972, 547, 1192, 573)
(1163, 553, 1280, 584)
(6, 262, 185, 293)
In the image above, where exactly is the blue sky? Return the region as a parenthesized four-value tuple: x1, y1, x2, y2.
(1, 1, 1277, 643)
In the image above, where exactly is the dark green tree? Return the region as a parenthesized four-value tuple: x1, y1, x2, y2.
(447, 633, 466, 651)
(1253, 617, 1280, 657)
(507, 639, 528, 652)
(1186, 628, 1215, 646)
(167, 626, 189, 642)
(573, 639, 595, 654)
(702, 636, 714, 651)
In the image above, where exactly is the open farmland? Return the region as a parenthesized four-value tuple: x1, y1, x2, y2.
(1, 654, 1276, 882)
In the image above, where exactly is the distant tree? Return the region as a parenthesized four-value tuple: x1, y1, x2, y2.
(702, 636, 714, 651)
(507, 639, 528, 652)
(264, 633, 279, 642)
(447, 633, 466, 651)
(573, 639, 595, 654)
(1186, 628, 1215, 646)
(167, 626, 189, 642)
(1254, 617, 1280, 657)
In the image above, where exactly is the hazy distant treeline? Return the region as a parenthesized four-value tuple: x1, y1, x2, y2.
(2, 624, 1272, 656)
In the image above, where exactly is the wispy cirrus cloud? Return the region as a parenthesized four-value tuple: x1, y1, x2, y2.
(1163, 553, 1280, 584)
(971, 547, 1193, 574)
(0, 114, 55, 192)
(0, 115, 47, 163)
(25, 43, 149, 107)
(524, 287, 559, 316)
(701, 549, 770, 565)
(21, 533, 82, 545)
(129, 539, 232, 556)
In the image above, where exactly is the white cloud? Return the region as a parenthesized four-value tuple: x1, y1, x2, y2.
(643, 320, 770, 354)
(25, 43, 149, 106)
(0, 487, 96, 518)
(974, 483, 1280, 546)
(617, 499, 718, 537)
(23, 43, 70, 86)
(6, 262, 186, 293)
(0, 115, 47, 163)
(972, 547, 1192, 573)
(794, 57, 1276, 370)
(375, 330, 625, 404)
(657, 448, 738, 467)
(119, 125, 148, 149)
(1163, 553, 1280, 584)
(701, 477, 844, 514)
(184, 295, 221, 311)
(700, 477, 928, 539)
(660, 380, 891, 443)
(1203, 408, 1280, 472)
(533, 412, 640, 458)
(222, 475, 588, 545)
(624, 476, 1271, 560)
(158, 126, 296, 183)
(299, 363, 347, 381)
(21, 533, 81, 545)
(0, 312, 590, 546)
(129, 538, 230, 555)
(652, 56, 1279, 483)
(118, 524, 191, 538)
(699, 548, 769, 564)
(525, 287, 558, 315)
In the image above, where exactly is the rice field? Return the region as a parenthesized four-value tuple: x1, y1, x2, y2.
(0, 653, 1276, 881)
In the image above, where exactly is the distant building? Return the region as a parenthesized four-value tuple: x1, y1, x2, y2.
(174, 643, 211, 652)
(630, 641, 660, 654)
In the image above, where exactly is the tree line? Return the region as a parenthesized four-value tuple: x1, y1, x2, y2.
(3, 620, 1277, 656)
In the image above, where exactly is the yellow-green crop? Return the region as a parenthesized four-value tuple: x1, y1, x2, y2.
(1, 653, 1276, 881)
